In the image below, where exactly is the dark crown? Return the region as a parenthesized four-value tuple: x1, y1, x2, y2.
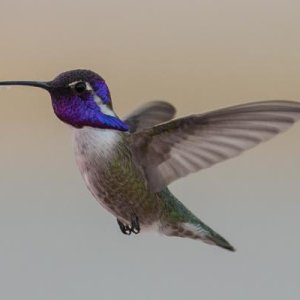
(49, 69, 104, 87)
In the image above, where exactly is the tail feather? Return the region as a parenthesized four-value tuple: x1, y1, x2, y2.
(204, 230, 235, 251)
(158, 188, 235, 251)
(161, 221, 235, 252)
(182, 222, 235, 251)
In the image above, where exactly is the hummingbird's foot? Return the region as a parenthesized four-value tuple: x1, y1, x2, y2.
(130, 215, 140, 234)
(117, 215, 140, 235)
(117, 219, 131, 235)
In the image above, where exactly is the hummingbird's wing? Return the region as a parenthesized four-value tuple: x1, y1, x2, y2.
(130, 100, 300, 192)
(124, 101, 176, 133)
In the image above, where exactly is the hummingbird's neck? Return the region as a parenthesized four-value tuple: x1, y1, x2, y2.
(73, 126, 124, 171)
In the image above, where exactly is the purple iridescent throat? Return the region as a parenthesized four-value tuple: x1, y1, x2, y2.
(50, 79, 128, 131)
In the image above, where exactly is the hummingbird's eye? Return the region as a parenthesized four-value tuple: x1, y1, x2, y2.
(74, 82, 87, 94)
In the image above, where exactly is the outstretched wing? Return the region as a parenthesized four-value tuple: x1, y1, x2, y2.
(124, 101, 176, 133)
(130, 100, 300, 192)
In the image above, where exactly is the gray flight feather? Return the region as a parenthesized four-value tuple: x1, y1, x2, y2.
(124, 100, 176, 133)
(129, 100, 300, 192)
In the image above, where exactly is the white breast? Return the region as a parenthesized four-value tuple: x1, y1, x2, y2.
(72, 127, 121, 203)
(73, 127, 121, 163)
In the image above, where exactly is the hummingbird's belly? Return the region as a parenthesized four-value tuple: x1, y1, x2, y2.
(73, 128, 163, 227)
(81, 163, 162, 227)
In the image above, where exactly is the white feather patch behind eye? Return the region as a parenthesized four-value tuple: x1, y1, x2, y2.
(99, 102, 116, 116)
(92, 92, 115, 115)
(68, 81, 115, 116)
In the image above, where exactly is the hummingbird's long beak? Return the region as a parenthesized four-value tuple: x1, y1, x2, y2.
(0, 81, 50, 90)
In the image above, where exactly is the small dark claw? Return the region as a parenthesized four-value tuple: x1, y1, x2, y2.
(117, 215, 140, 235)
(131, 215, 140, 234)
(117, 219, 131, 235)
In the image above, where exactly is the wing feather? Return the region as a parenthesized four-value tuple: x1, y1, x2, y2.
(130, 100, 300, 192)
(124, 100, 176, 133)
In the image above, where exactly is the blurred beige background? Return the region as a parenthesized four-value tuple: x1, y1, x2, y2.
(0, 0, 300, 299)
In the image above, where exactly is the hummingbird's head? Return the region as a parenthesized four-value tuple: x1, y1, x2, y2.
(0, 69, 129, 131)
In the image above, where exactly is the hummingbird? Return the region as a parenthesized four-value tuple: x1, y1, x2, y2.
(1, 69, 300, 252)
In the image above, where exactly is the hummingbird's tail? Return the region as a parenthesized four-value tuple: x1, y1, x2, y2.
(160, 220, 235, 252)
(159, 188, 235, 251)
(185, 222, 235, 251)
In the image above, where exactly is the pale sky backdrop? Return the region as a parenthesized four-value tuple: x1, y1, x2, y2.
(0, 1, 300, 299)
